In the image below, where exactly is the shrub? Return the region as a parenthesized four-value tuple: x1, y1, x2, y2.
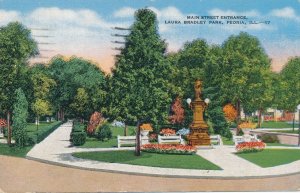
(70, 132, 87, 146)
(141, 144, 197, 155)
(149, 133, 158, 142)
(261, 134, 279, 143)
(236, 141, 266, 153)
(96, 124, 112, 141)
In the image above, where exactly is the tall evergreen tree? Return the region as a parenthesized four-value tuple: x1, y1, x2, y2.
(12, 88, 29, 147)
(109, 8, 174, 125)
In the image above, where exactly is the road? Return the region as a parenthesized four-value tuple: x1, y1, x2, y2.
(0, 156, 300, 192)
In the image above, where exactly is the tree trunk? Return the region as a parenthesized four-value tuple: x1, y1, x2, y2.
(292, 112, 295, 132)
(7, 112, 11, 145)
(135, 121, 141, 156)
(258, 108, 262, 128)
(236, 99, 241, 135)
(124, 124, 128, 136)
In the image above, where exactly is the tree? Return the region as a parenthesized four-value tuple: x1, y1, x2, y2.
(168, 96, 185, 128)
(221, 32, 271, 132)
(279, 57, 300, 111)
(109, 8, 174, 156)
(278, 57, 300, 129)
(32, 99, 53, 130)
(70, 88, 89, 120)
(223, 103, 238, 122)
(109, 8, 173, 125)
(12, 88, 28, 147)
(0, 22, 38, 144)
(48, 56, 106, 121)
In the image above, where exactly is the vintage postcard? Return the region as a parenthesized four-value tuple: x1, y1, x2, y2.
(0, 0, 300, 192)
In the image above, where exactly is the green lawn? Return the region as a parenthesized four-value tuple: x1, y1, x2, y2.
(0, 143, 32, 157)
(73, 150, 221, 170)
(0, 121, 62, 157)
(222, 137, 234, 145)
(80, 125, 136, 148)
(236, 149, 300, 167)
(260, 121, 293, 128)
(266, 143, 297, 147)
(267, 129, 299, 134)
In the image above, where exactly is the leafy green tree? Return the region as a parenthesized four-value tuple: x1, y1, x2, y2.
(170, 39, 210, 99)
(221, 32, 271, 130)
(70, 88, 89, 120)
(277, 57, 300, 129)
(109, 8, 174, 125)
(48, 56, 106, 121)
(12, 88, 28, 147)
(279, 57, 300, 111)
(0, 22, 38, 144)
(32, 99, 53, 130)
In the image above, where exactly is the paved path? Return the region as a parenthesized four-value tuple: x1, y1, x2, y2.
(27, 122, 300, 178)
(2, 156, 300, 192)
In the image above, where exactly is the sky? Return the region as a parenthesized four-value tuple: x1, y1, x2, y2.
(1, 0, 300, 72)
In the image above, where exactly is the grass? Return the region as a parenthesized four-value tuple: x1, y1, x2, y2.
(81, 125, 136, 148)
(222, 136, 234, 145)
(0, 143, 32, 157)
(73, 150, 221, 170)
(260, 121, 294, 128)
(236, 149, 300, 167)
(267, 130, 299, 134)
(266, 143, 297, 147)
(0, 121, 62, 157)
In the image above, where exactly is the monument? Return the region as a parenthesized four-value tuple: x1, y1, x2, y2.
(187, 80, 211, 146)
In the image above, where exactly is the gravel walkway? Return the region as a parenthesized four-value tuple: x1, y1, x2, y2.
(27, 121, 300, 178)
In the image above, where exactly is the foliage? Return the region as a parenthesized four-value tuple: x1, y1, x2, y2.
(236, 142, 266, 153)
(70, 132, 87, 146)
(108, 8, 174, 125)
(168, 97, 185, 125)
(141, 144, 197, 155)
(96, 124, 112, 141)
(48, 56, 107, 120)
(32, 99, 53, 118)
(220, 32, 272, 120)
(238, 121, 257, 129)
(261, 134, 279, 143)
(223, 103, 237, 122)
(0, 22, 38, 114)
(12, 88, 29, 147)
(69, 88, 89, 119)
(86, 111, 105, 135)
(277, 57, 300, 111)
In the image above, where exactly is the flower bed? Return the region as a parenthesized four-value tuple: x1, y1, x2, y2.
(141, 144, 197, 155)
(160, 128, 176, 136)
(236, 141, 266, 153)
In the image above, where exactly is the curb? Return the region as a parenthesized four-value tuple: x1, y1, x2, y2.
(25, 155, 300, 180)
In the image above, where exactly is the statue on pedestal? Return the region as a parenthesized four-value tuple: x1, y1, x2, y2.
(187, 80, 211, 146)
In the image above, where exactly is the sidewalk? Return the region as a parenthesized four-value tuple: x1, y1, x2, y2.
(27, 122, 300, 178)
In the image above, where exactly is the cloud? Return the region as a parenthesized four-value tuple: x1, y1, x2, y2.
(0, 10, 21, 25)
(270, 7, 300, 21)
(27, 7, 112, 28)
(113, 7, 136, 18)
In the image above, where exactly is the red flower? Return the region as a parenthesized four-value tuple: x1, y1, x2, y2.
(236, 142, 266, 153)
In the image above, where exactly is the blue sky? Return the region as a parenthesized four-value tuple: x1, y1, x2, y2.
(1, 0, 300, 72)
